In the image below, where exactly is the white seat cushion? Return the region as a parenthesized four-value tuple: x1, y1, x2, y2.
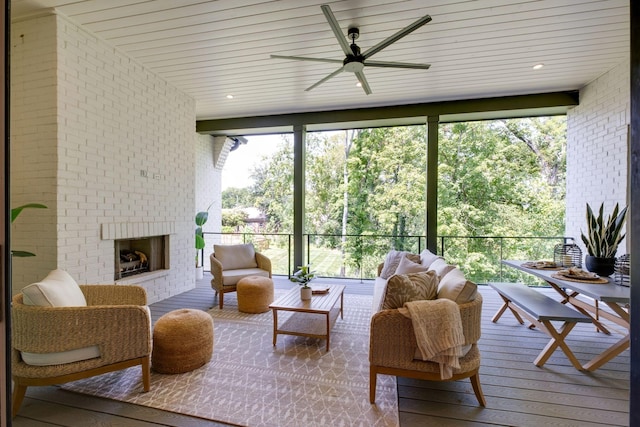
(21, 346, 101, 366)
(21, 269, 86, 307)
(222, 267, 269, 286)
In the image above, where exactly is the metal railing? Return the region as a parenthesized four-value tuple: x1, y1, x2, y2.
(203, 231, 573, 284)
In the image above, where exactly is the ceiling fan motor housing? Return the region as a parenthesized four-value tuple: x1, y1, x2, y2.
(343, 55, 365, 72)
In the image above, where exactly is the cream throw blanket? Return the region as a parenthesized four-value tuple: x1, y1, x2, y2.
(399, 299, 466, 379)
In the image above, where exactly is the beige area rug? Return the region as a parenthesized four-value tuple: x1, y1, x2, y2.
(63, 290, 398, 427)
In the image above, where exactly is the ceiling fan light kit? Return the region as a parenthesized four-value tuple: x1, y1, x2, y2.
(270, 5, 432, 95)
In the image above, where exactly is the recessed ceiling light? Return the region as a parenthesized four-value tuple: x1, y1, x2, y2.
(226, 94, 234, 99)
(356, 82, 362, 87)
(532, 63, 544, 70)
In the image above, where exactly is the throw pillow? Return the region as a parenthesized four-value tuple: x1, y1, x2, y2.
(382, 270, 439, 310)
(437, 267, 478, 303)
(22, 269, 87, 307)
(214, 243, 258, 270)
(395, 255, 429, 275)
(419, 249, 444, 268)
(429, 258, 456, 279)
(379, 250, 421, 279)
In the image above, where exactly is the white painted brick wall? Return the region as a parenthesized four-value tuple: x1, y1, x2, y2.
(11, 12, 200, 303)
(195, 133, 222, 271)
(566, 59, 630, 257)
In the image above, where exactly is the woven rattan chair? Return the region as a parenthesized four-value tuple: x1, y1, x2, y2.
(11, 285, 152, 417)
(210, 243, 272, 309)
(369, 293, 486, 406)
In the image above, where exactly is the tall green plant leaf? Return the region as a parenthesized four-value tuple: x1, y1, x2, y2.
(11, 203, 48, 257)
(11, 203, 47, 223)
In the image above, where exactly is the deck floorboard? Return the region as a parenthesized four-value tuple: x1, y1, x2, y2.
(13, 275, 630, 426)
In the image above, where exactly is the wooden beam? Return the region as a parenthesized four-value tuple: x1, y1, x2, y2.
(196, 91, 579, 135)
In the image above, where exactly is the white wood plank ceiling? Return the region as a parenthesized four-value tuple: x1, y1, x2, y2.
(11, 0, 630, 121)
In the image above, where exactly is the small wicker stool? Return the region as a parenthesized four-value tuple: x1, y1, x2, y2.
(237, 276, 274, 313)
(152, 308, 213, 374)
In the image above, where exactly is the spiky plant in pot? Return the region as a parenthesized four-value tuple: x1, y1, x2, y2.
(580, 202, 627, 276)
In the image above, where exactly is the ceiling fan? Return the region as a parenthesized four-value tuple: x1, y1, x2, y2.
(270, 4, 432, 95)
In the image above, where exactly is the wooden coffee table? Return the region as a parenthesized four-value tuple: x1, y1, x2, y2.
(269, 284, 345, 351)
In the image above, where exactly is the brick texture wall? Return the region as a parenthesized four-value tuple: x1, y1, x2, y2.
(566, 59, 630, 257)
(195, 133, 224, 271)
(11, 12, 200, 303)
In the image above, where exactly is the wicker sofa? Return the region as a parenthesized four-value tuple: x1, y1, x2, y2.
(369, 250, 486, 406)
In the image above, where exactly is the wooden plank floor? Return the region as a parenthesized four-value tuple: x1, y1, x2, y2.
(13, 275, 630, 426)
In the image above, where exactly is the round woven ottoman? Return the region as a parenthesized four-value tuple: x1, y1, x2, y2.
(237, 276, 274, 313)
(152, 308, 213, 374)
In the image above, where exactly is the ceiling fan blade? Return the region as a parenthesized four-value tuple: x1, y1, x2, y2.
(305, 66, 346, 92)
(365, 60, 431, 70)
(321, 4, 352, 56)
(363, 14, 432, 59)
(270, 54, 343, 64)
(355, 70, 372, 95)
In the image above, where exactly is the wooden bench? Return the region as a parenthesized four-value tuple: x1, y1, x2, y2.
(488, 282, 592, 370)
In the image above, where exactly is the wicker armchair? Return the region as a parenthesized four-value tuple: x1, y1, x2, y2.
(369, 293, 485, 406)
(11, 285, 152, 417)
(210, 243, 272, 309)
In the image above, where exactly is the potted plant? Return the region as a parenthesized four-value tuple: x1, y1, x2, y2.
(195, 203, 212, 280)
(580, 202, 627, 277)
(290, 264, 315, 300)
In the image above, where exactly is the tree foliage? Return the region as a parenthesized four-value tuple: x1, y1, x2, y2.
(221, 187, 253, 209)
(224, 117, 567, 280)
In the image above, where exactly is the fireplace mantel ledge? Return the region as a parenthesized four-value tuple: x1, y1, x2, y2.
(101, 222, 175, 240)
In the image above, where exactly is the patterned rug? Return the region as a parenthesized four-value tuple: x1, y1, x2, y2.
(62, 291, 398, 427)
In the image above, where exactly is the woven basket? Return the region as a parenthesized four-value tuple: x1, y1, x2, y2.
(152, 309, 213, 374)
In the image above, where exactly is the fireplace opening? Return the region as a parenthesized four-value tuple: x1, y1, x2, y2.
(115, 235, 169, 280)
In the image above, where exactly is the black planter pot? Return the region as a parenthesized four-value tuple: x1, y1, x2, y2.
(585, 255, 616, 277)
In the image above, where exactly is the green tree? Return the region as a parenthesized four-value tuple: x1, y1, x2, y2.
(251, 137, 294, 233)
(437, 118, 566, 281)
(222, 187, 253, 209)
(345, 126, 427, 274)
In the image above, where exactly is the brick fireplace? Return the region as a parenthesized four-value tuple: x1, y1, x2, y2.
(102, 222, 175, 287)
(114, 235, 169, 280)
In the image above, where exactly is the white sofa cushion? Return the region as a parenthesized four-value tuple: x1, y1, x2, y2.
(419, 249, 444, 268)
(437, 267, 478, 303)
(372, 277, 388, 312)
(214, 243, 258, 270)
(395, 255, 429, 275)
(22, 269, 87, 307)
(428, 258, 456, 280)
(379, 250, 421, 279)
